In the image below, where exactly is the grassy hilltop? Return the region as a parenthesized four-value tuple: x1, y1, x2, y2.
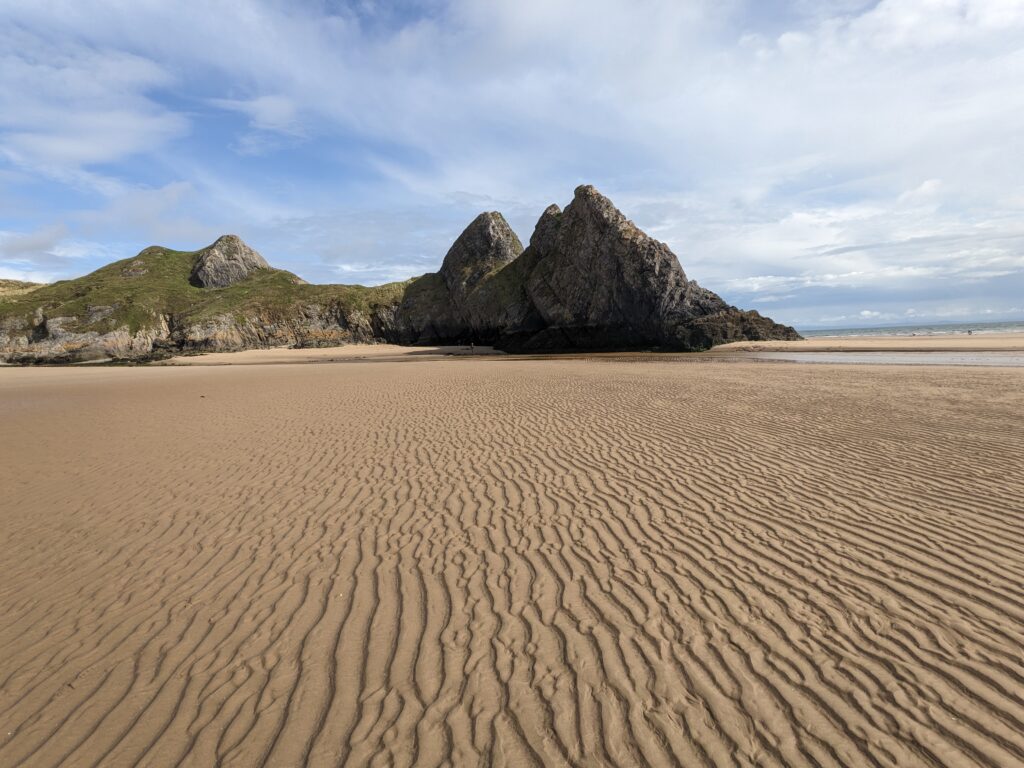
(0, 279, 43, 298)
(0, 245, 408, 339)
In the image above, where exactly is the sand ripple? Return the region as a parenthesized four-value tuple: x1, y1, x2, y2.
(1, 359, 1022, 767)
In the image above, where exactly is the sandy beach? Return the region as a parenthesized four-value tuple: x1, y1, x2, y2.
(714, 331, 1024, 353)
(155, 344, 500, 366)
(2, 356, 1022, 767)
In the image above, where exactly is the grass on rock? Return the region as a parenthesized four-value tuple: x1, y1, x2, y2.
(0, 246, 412, 335)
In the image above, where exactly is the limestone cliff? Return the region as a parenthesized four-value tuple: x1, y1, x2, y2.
(0, 186, 799, 363)
(395, 185, 800, 350)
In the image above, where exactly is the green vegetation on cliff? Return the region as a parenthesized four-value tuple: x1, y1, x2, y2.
(0, 245, 409, 337)
(0, 279, 42, 298)
(1, 185, 800, 363)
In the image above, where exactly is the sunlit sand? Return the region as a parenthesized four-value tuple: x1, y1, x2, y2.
(2, 356, 1022, 766)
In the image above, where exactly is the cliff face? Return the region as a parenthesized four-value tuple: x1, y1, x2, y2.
(395, 185, 800, 350)
(0, 186, 799, 363)
(0, 302, 397, 364)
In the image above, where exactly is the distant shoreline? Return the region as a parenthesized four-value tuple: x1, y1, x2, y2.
(5, 332, 1024, 368)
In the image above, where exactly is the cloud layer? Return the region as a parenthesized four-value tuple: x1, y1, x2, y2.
(2, 0, 1023, 327)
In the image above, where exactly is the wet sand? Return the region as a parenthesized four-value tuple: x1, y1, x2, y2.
(157, 344, 500, 366)
(714, 331, 1024, 353)
(1, 358, 1022, 767)
(739, 351, 1024, 367)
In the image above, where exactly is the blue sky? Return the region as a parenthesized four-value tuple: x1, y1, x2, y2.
(2, 0, 1023, 329)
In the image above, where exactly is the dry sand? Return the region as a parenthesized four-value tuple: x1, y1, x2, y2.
(1, 357, 1022, 767)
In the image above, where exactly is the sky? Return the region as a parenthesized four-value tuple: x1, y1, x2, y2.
(1, 0, 1023, 329)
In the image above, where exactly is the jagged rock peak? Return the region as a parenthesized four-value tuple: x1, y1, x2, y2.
(572, 184, 625, 217)
(529, 186, 650, 255)
(439, 212, 523, 306)
(520, 183, 715, 347)
(529, 204, 562, 251)
(568, 185, 646, 239)
(189, 235, 270, 289)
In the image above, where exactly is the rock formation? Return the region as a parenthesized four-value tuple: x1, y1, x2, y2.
(396, 185, 800, 350)
(396, 212, 525, 342)
(0, 186, 799, 363)
(189, 235, 270, 288)
(439, 212, 522, 306)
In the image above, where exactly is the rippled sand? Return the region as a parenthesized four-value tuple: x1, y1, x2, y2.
(2, 358, 1022, 767)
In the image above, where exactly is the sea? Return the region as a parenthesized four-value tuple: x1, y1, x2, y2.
(799, 320, 1024, 338)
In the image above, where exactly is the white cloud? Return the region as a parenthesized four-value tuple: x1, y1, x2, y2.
(0, 223, 68, 261)
(209, 94, 307, 155)
(210, 95, 303, 135)
(0, 29, 187, 190)
(0, 0, 1022, 326)
(74, 181, 216, 246)
(0, 266, 53, 283)
(0, 224, 116, 281)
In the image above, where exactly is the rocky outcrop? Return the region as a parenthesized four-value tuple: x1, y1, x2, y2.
(439, 212, 522, 306)
(396, 185, 800, 350)
(518, 187, 713, 348)
(189, 235, 270, 288)
(0, 312, 172, 364)
(168, 302, 391, 354)
(0, 186, 799, 363)
(396, 212, 524, 342)
(0, 303, 394, 364)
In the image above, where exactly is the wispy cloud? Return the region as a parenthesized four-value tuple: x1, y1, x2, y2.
(0, 0, 1021, 327)
(0, 28, 187, 192)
